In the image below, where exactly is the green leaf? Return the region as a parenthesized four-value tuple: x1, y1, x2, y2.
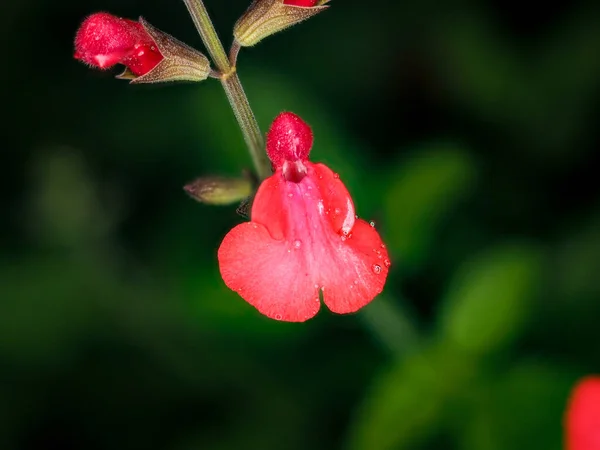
(347, 344, 476, 450)
(439, 243, 544, 355)
(384, 145, 476, 270)
(458, 361, 576, 450)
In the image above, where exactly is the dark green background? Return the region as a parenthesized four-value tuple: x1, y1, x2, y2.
(2, 0, 600, 449)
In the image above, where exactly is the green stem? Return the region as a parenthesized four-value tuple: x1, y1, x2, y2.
(183, 0, 272, 180)
(221, 73, 271, 180)
(360, 295, 420, 356)
(183, 0, 229, 73)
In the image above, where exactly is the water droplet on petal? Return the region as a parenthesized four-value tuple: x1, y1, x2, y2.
(275, 314, 282, 320)
(288, 193, 294, 198)
(317, 200, 325, 214)
(150, 45, 156, 51)
(369, 221, 376, 227)
(371, 264, 382, 274)
(380, 243, 386, 249)
(334, 208, 341, 215)
(384, 258, 391, 268)
(353, 279, 359, 285)
(340, 235, 347, 242)
(293, 239, 302, 249)
(333, 173, 339, 179)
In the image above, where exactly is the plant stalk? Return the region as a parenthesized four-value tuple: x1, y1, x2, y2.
(183, 0, 417, 354)
(221, 72, 271, 180)
(183, 0, 271, 180)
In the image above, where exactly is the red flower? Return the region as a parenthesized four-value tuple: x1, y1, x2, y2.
(565, 376, 600, 450)
(218, 112, 390, 322)
(74, 12, 163, 76)
(283, 0, 319, 6)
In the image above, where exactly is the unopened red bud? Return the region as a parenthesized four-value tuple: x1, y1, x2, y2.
(75, 13, 211, 84)
(266, 112, 313, 168)
(234, 0, 328, 47)
(75, 12, 163, 76)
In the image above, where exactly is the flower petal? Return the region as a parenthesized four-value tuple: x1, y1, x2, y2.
(219, 163, 390, 321)
(251, 162, 355, 239)
(250, 173, 288, 241)
(218, 222, 321, 322)
(311, 163, 355, 235)
(284, 0, 319, 6)
(566, 376, 600, 450)
(74, 13, 145, 68)
(320, 219, 390, 314)
(121, 43, 164, 76)
(266, 112, 313, 167)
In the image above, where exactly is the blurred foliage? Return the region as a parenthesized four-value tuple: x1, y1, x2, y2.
(439, 244, 544, 356)
(384, 146, 476, 271)
(2, 0, 600, 449)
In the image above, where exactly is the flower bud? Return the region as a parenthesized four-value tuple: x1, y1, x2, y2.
(74, 13, 211, 84)
(124, 18, 211, 84)
(184, 175, 253, 205)
(266, 112, 313, 168)
(75, 13, 163, 76)
(233, 0, 329, 47)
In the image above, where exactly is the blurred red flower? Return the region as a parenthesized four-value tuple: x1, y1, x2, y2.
(565, 376, 600, 450)
(74, 12, 163, 76)
(218, 112, 390, 322)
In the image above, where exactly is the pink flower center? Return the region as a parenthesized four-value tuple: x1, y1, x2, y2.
(282, 160, 308, 183)
(278, 164, 355, 245)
